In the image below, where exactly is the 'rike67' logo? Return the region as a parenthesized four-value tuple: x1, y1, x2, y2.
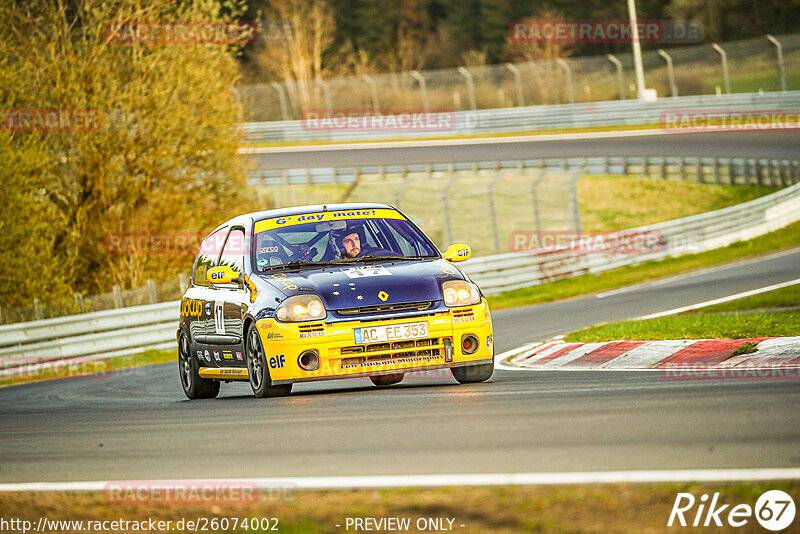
(668, 490, 795, 530)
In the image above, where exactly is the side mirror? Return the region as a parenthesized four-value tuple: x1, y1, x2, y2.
(207, 265, 242, 285)
(442, 244, 471, 262)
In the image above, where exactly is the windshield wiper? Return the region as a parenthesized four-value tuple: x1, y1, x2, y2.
(333, 255, 424, 263)
(260, 261, 337, 271)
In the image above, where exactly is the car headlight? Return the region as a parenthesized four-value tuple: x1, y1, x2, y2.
(276, 295, 327, 322)
(441, 280, 481, 307)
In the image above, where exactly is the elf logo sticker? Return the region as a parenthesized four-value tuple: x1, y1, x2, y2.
(269, 354, 285, 369)
(668, 490, 795, 530)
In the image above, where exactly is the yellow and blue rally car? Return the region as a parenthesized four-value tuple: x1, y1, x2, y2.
(177, 203, 494, 399)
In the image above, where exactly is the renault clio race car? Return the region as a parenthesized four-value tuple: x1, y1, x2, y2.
(177, 203, 494, 399)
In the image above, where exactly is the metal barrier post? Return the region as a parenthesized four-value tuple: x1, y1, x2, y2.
(316, 79, 333, 114)
(487, 162, 505, 254)
(531, 169, 546, 240)
(410, 71, 429, 111)
(556, 58, 574, 104)
(767, 35, 787, 92)
(505, 63, 524, 107)
(361, 75, 380, 114)
(606, 54, 626, 99)
(711, 44, 731, 94)
(270, 82, 290, 121)
(74, 293, 84, 314)
(441, 164, 458, 244)
(147, 279, 157, 304)
(457, 67, 477, 110)
(113, 285, 123, 309)
(568, 164, 585, 235)
(657, 49, 678, 97)
(34, 299, 43, 320)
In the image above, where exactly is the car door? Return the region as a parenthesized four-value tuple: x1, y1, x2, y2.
(185, 227, 227, 366)
(211, 226, 249, 367)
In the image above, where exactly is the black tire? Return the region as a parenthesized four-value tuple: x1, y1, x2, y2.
(451, 360, 494, 384)
(246, 323, 292, 398)
(370, 373, 404, 386)
(178, 331, 220, 399)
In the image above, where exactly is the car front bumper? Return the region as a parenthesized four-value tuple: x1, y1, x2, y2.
(256, 299, 494, 384)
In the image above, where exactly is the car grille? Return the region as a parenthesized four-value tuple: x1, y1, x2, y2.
(336, 301, 434, 316)
(339, 337, 450, 367)
(298, 323, 325, 333)
(452, 308, 474, 323)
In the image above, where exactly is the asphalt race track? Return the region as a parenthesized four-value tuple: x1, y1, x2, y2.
(250, 130, 800, 169)
(1, 249, 799, 483)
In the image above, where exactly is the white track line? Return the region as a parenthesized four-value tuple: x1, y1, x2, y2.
(3, 469, 799, 492)
(637, 278, 800, 320)
(239, 128, 691, 154)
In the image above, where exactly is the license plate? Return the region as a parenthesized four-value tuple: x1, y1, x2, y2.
(354, 322, 428, 344)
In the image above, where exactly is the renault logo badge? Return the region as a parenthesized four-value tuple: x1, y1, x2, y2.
(377, 291, 389, 301)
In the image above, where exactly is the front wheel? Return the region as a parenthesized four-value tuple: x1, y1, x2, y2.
(370, 373, 404, 386)
(178, 331, 220, 399)
(451, 361, 494, 384)
(246, 323, 292, 398)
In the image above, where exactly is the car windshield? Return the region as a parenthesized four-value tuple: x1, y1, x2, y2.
(252, 209, 438, 271)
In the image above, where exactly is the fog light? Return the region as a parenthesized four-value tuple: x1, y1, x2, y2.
(461, 334, 479, 354)
(298, 349, 320, 371)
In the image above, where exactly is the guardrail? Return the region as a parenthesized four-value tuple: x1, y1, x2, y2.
(2, 180, 800, 367)
(247, 156, 800, 187)
(242, 91, 800, 143)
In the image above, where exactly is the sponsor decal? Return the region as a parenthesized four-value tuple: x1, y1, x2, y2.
(487, 334, 493, 348)
(266, 333, 284, 340)
(299, 331, 323, 338)
(342, 266, 392, 278)
(235, 351, 243, 361)
(204, 350, 211, 362)
(213, 351, 220, 361)
(222, 351, 233, 360)
(254, 209, 406, 232)
(269, 354, 286, 369)
(196, 350, 203, 361)
(204, 302, 212, 316)
(270, 272, 298, 291)
(181, 299, 203, 317)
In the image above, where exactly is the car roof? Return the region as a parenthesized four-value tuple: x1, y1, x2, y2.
(209, 203, 398, 234)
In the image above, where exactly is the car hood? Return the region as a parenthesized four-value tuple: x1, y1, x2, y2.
(258, 259, 464, 309)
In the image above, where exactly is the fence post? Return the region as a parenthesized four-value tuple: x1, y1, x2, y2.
(505, 63, 524, 107)
(441, 164, 458, 245)
(361, 75, 380, 114)
(767, 35, 787, 92)
(74, 292, 84, 314)
(728, 159, 736, 185)
(34, 298, 43, 320)
(755, 159, 764, 186)
(147, 279, 157, 304)
(457, 67, 477, 111)
(270, 82, 290, 121)
(113, 285, 123, 309)
(315, 78, 333, 114)
(606, 54, 625, 99)
(487, 162, 505, 254)
(555, 58, 574, 104)
(714, 158, 721, 184)
(410, 71, 429, 111)
(657, 49, 678, 97)
(710, 44, 731, 94)
(337, 168, 361, 202)
(679, 158, 686, 180)
(661, 157, 667, 180)
(531, 169, 546, 241)
(568, 164, 585, 235)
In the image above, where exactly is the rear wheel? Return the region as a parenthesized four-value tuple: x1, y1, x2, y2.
(370, 373, 404, 386)
(178, 331, 220, 399)
(451, 360, 494, 384)
(246, 323, 292, 398)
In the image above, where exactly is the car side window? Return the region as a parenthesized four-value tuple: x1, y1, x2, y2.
(192, 229, 226, 287)
(219, 228, 245, 274)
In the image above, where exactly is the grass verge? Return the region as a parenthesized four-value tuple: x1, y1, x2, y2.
(0, 349, 174, 388)
(564, 284, 800, 342)
(0, 482, 796, 533)
(487, 220, 800, 311)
